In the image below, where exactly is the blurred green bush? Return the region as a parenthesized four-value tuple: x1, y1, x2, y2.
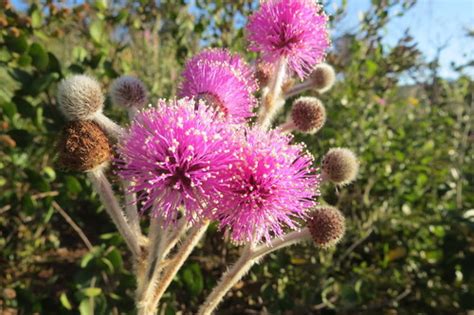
(0, 0, 472, 314)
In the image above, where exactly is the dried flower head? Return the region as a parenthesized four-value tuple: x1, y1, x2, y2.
(110, 76, 148, 109)
(116, 98, 237, 225)
(290, 97, 326, 134)
(179, 48, 257, 123)
(307, 206, 345, 248)
(58, 120, 112, 172)
(215, 127, 320, 244)
(310, 63, 335, 93)
(321, 148, 358, 185)
(246, 0, 330, 79)
(57, 74, 104, 120)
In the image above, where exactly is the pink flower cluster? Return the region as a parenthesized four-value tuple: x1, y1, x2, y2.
(117, 0, 330, 244)
(117, 99, 319, 243)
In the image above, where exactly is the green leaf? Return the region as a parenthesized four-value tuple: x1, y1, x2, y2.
(95, 0, 108, 11)
(60, 292, 73, 310)
(17, 53, 32, 66)
(5, 34, 29, 54)
(82, 287, 102, 297)
(90, 20, 105, 44)
(182, 262, 203, 296)
(0, 47, 12, 62)
(79, 299, 93, 315)
(46, 52, 62, 74)
(65, 176, 82, 193)
(43, 166, 56, 181)
(81, 252, 96, 268)
(105, 248, 123, 272)
(73, 46, 88, 62)
(31, 9, 42, 28)
(25, 169, 50, 192)
(27, 73, 58, 95)
(100, 257, 115, 274)
(1, 102, 17, 118)
(365, 60, 378, 77)
(43, 206, 54, 223)
(29, 43, 49, 70)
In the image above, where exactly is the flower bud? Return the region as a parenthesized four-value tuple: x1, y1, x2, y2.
(57, 121, 112, 172)
(57, 75, 104, 120)
(110, 76, 148, 109)
(321, 148, 358, 185)
(307, 206, 345, 248)
(289, 97, 326, 134)
(310, 63, 335, 93)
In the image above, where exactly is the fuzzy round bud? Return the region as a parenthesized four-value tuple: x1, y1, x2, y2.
(310, 63, 336, 93)
(307, 206, 345, 248)
(110, 75, 148, 109)
(57, 75, 104, 120)
(290, 97, 326, 134)
(321, 148, 359, 185)
(57, 120, 112, 172)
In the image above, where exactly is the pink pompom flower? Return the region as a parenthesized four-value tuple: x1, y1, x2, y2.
(215, 127, 320, 244)
(246, 0, 330, 79)
(179, 48, 257, 123)
(116, 98, 237, 225)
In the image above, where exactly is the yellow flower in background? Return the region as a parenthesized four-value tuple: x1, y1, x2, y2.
(407, 97, 420, 106)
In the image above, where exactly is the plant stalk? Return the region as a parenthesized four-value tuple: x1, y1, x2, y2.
(257, 58, 287, 129)
(198, 228, 312, 315)
(88, 167, 140, 257)
(138, 221, 208, 315)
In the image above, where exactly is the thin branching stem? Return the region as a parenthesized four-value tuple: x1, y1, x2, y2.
(88, 167, 140, 257)
(198, 228, 312, 315)
(138, 221, 209, 315)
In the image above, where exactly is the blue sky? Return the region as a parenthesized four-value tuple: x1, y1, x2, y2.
(12, 0, 473, 78)
(328, 0, 474, 78)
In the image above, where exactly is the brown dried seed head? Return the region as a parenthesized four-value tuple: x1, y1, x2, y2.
(57, 121, 112, 172)
(307, 206, 345, 248)
(321, 148, 358, 185)
(290, 97, 326, 134)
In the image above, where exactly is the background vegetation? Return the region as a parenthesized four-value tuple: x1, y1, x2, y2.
(0, 0, 472, 314)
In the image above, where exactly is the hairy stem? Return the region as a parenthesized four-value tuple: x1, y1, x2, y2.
(278, 120, 296, 133)
(198, 245, 254, 315)
(139, 222, 208, 315)
(253, 229, 311, 259)
(88, 168, 140, 257)
(92, 111, 124, 139)
(284, 81, 313, 99)
(257, 58, 287, 129)
(161, 218, 188, 258)
(136, 217, 162, 301)
(122, 180, 142, 240)
(198, 229, 312, 315)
